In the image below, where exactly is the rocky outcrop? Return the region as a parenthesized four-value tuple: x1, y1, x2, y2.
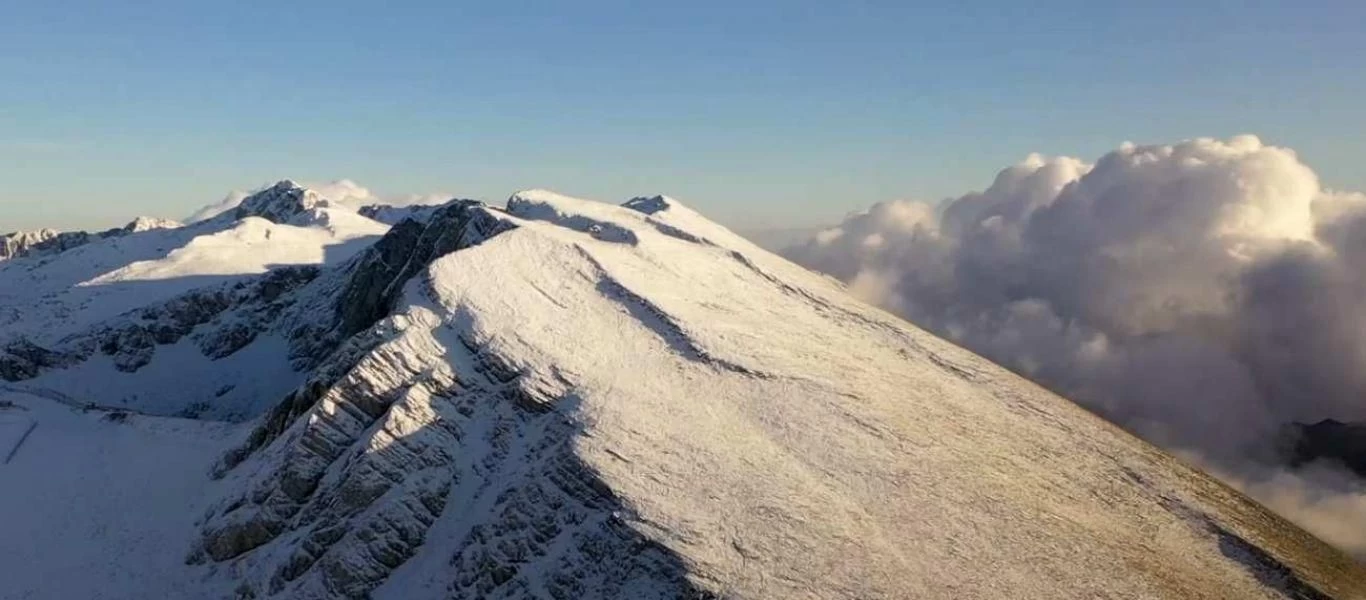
(207, 199, 516, 471)
(0, 198, 512, 422)
(191, 191, 1366, 600)
(285, 200, 515, 370)
(1282, 419, 1366, 478)
(338, 201, 512, 334)
(194, 201, 715, 599)
(197, 300, 707, 600)
(0, 216, 179, 262)
(357, 203, 448, 225)
(0, 338, 78, 380)
(232, 181, 327, 224)
(11, 188, 1364, 599)
(0, 228, 63, 260)
(121, 216, 182, 233)
(0, 266, 322, 380)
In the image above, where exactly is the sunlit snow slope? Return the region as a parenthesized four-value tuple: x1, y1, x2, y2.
(0, 181, 391, 420)
(1, 185, 1364, 599)
(193, 191, 1366, 599)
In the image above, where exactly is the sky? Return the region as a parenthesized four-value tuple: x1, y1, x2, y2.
(2, 1, 1364, 232)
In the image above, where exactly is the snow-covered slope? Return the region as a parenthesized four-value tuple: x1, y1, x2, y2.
(3, 186, 1365, 599)
(0, 181, 390, 419)
(0, 182, 384, 343)
(0, 217, 179, 263)
(357, 202, 453, 225)
(0, 390, 236, 599)
(192, 191, 1364, 599)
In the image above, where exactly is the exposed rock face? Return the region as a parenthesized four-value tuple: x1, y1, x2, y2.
(337, 201, 512, 343)
(1282, 419, 1366, 478)
(122, 216, 183, 233)
(357, 203, 449, 225)
(0, 216, 180, 262)
(0, 338, 78, 380)
(6, 186, 1366, 599)
(284, 200, 516, 371)
(197, 292, 709, 600)
(0, 266, 322, 381)
(233, 180, 327, 224)
(191, 191, 1366, 600)
(0, 228, 63, 260)
(0, 198, 502, 419)
(194, 200, 718, 599)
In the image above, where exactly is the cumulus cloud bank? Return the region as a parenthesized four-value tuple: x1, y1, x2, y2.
(186, 179, 452, 223)
(785, 135, 1366, 552)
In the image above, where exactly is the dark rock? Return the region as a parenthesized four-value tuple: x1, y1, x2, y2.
(1281, 419, 1366, 478)
(233, 181, 321, 224)
(286, 200, 513, 371)
(200, 323, 258, 360)
(0, 338, 77, 381)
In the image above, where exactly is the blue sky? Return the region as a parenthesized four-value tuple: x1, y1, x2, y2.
(2, 1, 1364, 231)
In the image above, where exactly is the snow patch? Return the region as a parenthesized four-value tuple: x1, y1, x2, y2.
(0, 392, 239, 599)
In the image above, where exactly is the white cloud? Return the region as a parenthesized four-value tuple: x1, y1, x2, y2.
(185, 190, 252, 223)
(785, 135, 1366, 555)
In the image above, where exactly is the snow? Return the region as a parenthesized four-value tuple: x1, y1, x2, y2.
(23, 333, 306, 419)
(85, 212, 382, 285)
(418, 195, 1189, 597)
(0, 198, 389, 421)
(0, 182, 405, 421)
(216, 190, 1363, 598)
(0, 391, 240, 599)
(448, 192, 1360, 597)
(357, 203, 447, 225)
(0, 411, 35, 463)
(0, 209, 384, 345)
(2, 185, 1363, 599)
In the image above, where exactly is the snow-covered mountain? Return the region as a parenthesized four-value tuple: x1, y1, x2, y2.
(0, 216, 180, 262)
(0, 181, 395, 419)
(1, 182, 1364, 599)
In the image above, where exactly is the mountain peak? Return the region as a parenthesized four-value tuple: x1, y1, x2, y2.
(622, 194, 680, 215)
(4, 186, 1366, 599)
(505, 188, 581, 207)
(0, 228, 62, 260)
(122, 216, 182, 233)
(232, 180, 329, 224)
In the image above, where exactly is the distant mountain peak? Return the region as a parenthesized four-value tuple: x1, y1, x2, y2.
(122, 216, 182, 233)
(622, 194, 679, 215)
(1, 216, 181, 263)
(232, 180, 330, 224)
(1282, 418, 1366, 478)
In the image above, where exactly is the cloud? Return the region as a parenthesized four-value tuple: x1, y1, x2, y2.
(1203, 458, 1366, 556)
(784, 135, 1366, 554)
(186, 190, 253, 223)
(185, 179, 453, 223)
(736, 226, 827, 252)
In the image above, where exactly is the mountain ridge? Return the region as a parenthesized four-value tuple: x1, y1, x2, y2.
(0, 216, 181, 262)
(1, 182, 1364, 599)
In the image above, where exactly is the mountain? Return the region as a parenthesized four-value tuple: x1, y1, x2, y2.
(1282, 420, 1366, 479)
(357, 202, 451, 225)
(0, 216, 180, 262)
(1, 183, 1364, 599)
(0, 181, 390, 420)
